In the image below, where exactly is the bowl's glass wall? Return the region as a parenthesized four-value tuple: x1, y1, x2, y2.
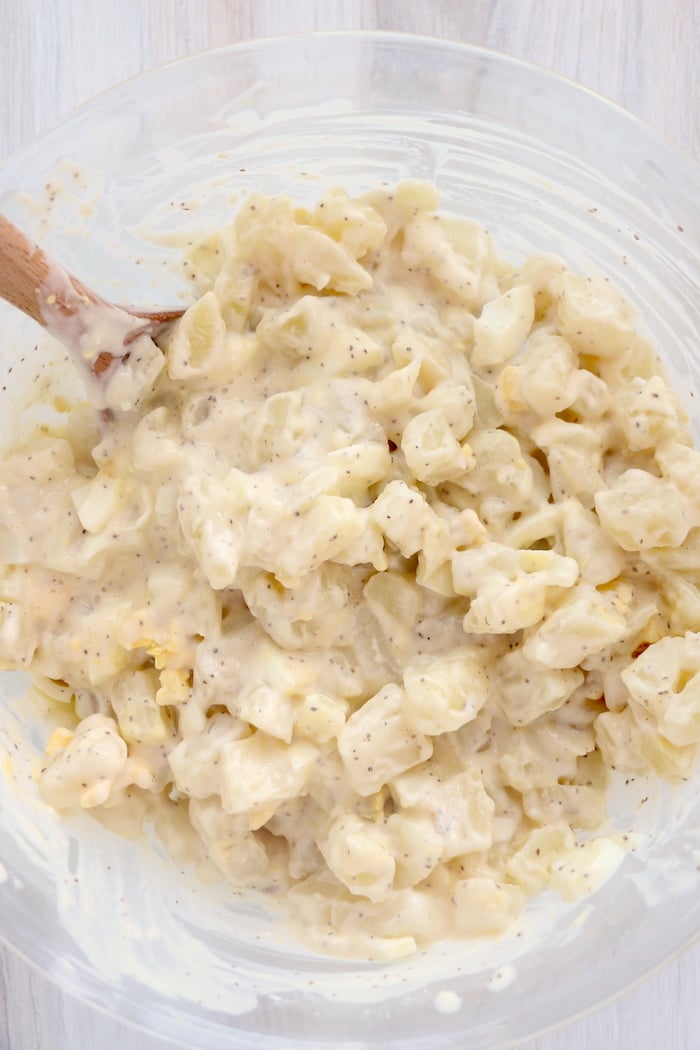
(1, 33, 700, 1050)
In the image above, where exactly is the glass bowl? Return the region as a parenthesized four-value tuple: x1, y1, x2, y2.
(1, 31, 700, 1050)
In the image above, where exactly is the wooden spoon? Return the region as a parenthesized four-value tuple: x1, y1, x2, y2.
(0, 214, 184, 406)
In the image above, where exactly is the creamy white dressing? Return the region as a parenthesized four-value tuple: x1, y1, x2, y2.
(433, 989, 461, 1013)
(2, 181, 700, 961)
(37, 258, 166, 411)
(486, 964, 517, 992)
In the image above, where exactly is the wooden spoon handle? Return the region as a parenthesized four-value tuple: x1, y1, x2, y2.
(0, 214, 98, 326)
(0, 213, 188, 415)
(0, 214, 185, 335)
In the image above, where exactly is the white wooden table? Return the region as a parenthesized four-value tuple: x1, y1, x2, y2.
(1, 2, 699, 1047)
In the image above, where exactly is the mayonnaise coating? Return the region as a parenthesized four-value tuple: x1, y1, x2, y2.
(2, 181, 700, 960)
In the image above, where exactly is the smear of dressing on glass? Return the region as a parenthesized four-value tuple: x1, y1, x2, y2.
(486, 964, 517, 992)
(433, 989, 461, 1013)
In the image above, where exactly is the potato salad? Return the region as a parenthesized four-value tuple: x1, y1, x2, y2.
(2, 181, 700, 960)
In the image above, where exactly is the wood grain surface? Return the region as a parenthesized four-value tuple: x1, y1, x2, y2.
(1, 2, 699, 1048)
